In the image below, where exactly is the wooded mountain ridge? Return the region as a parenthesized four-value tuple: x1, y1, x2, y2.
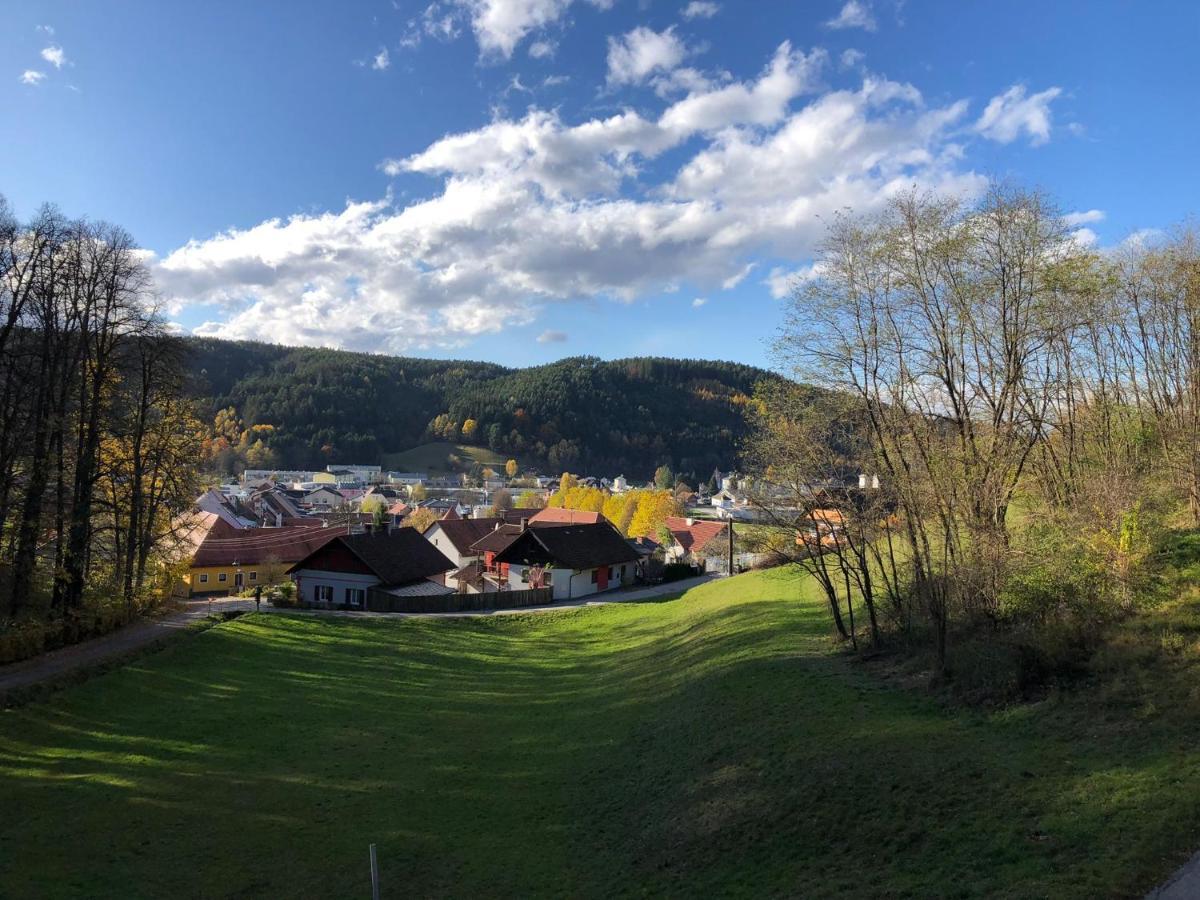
(184, 337, 783, 479)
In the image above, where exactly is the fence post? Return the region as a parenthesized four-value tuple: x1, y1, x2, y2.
(369, 843, 380, 900)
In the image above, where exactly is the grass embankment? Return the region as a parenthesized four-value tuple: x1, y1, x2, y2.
(381, 442, 519, 476)
(3, 569, 1200, 897)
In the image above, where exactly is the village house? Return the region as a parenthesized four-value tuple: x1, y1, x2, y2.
(491, 522, 641, 600)
(423, 516, 507, 590)
(663, 516, 729, 564)
(184, 518, 346, 598)
(387, 471, 428, 486)
(288, 528, 455, 610)
(305, 485, 347, 510)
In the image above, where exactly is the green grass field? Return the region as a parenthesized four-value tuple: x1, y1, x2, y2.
(381, 442, 520, 476)
(4, 569, 1200, 897)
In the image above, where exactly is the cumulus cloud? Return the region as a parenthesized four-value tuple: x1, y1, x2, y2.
(40, 45, 67, 68)
(682, 1, 720, 19)
(1062, 209, 1104, 227)
(20, 70, 46, 86)
(606, 26, 688, 86)
(692, 297, 707, 308)
(826, 1, 876, 32)
(155, 43, 992, 353)
(975, 84, 1062, 145)
(537, 329, 569, 342)
(372, 47, 390, 70)
(404, 0, 613, 59)
(528, 39, 556, 58)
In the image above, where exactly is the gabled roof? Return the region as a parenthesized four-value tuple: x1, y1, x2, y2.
(665, 516, 728, 554)
(529, 507, 605, 526)
(494, 522, 640, 570)
(469, 523, 524, 554)
(192, 521, 346, 568)
(427, 517, 504, 554)
(289, 528, 454, 586)
(499, 507, 542, 524)
(196, 488, 256, 529)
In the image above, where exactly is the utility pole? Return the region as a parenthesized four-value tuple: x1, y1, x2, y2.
(727, 519, 734, 576)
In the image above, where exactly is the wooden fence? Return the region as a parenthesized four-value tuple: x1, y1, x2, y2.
(366, 586, 553, 614)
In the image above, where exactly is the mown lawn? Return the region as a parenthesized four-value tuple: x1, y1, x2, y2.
(3, 568, 1200, 898)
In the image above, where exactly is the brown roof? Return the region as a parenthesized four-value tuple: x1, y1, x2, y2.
(529, 507, 605, 525)
(469, 523, 524, 554)
(499, 507, 542, 524)
(191, 520, 346, 568)
(494, 522, 640, 570)
(289, 527, 454, 586)
(665, 516, 728, 554)
(427, 517, 504, 554)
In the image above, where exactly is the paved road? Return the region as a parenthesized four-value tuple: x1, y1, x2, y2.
(0, 575, 719, 696)
(0, 598, 248, 697)
(1147, 851, 1200, 899)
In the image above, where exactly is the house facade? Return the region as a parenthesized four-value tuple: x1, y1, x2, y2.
(289, 528, 454, 609)
(185, 520, 346, 597)
(492, 522, 640, 601)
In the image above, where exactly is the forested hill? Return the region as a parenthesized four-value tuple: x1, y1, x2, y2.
(184, 338, 782, 479)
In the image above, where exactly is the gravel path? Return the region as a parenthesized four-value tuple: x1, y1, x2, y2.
(0, 598, 246, 698)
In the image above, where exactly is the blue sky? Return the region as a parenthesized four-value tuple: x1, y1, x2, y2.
(3, 1, 1197, 370)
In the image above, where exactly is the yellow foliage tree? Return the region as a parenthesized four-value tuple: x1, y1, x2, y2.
(506, 459, 518, 478)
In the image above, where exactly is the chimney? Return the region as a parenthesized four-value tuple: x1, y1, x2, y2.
(686, 517, 695, 527)
(520, 518, 529, 531)
(858, 473, 868, 489)
(871, 474, 880, 490)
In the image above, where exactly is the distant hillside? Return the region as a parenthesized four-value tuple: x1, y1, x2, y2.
(184, 338, 784, 479)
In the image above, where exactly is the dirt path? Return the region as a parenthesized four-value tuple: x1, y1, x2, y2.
(0, 598, 246, 698)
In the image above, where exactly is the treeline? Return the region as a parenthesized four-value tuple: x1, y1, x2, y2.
(186, 341, 778, 478)
(546, 475, 682, 541)
(750, 186, 1200, 695)
(0, 197, 202, 628)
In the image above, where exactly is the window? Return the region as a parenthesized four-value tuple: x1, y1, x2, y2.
(346, 588, 365, 608)
(591, 569, 598, 584)
(199, 573, 208, 584)
(607, 566, 614, 579)
(621, 565, 627, 580)
(249, 571, 258, 581)
(218, 572, 227, 582)
(316, 585, 334, 604)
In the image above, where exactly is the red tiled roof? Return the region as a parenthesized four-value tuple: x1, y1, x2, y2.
(665, 516, 728, 554)
(191, 521, 347, 568)
(529, 507, 605, 525)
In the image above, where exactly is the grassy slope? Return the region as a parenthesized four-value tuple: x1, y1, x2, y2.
(2, 570, 1200, 898)
(381, 441, 518, 475)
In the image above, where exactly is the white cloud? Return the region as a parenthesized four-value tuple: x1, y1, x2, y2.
(840, 48, 865, 69)
(975, 84, 1062, 146)
(606, 26, 688, 86)
(765, 262, 825, 299)
(537, 329, 569, 342)
(36, 24, 54, 35)
(528, 39, 556, 58)
(826, 1, 876, 32)
(40, 45, 67, 68)
(155, 45, 990, 353)
(721, 262, 755, 290)
(1062, 209, 1104, 227)
(20, 70, 46, 86)
(372, 47, 390, 70)
(406, 0, 613, 59)
(692, 297, 707, 307)
(682, 1, 720, 19)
